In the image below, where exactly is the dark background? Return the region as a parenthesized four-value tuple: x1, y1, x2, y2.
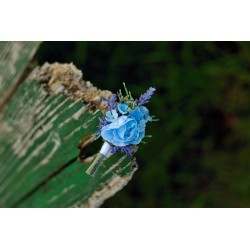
(36, 42, 250, 207)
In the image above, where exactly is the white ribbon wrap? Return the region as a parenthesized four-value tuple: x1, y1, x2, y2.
(100, 142, 112, 157)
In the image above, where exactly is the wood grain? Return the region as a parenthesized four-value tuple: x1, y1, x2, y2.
(0, 42, 41, 111)
(0, 49, 137, 207)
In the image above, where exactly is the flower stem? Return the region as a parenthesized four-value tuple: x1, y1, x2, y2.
(86, 153, 105, 176)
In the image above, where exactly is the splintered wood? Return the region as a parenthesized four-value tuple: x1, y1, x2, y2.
(0, 43, 137, 208)
(33, 62, 112, 111)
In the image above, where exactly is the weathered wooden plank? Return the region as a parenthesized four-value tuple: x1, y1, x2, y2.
(0, 61, 137, 207)
(0, 42, 41, 110)
(18, 155, 136, 208)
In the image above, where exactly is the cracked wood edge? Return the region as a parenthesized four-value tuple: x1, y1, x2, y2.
(32, 62, 112, 111)
(17, 153, 138, 208)
(72, 160, 138, 208)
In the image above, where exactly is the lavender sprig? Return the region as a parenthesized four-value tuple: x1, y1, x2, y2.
(102, 94, 117, 111)
(96, 117, 111, 135)
(137, 87, 156, 105)
(111, 145, 133, 157)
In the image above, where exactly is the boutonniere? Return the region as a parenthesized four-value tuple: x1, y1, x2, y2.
(86, 83, 156, 176)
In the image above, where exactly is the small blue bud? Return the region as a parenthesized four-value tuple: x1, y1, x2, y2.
(118, 103, 129, 115)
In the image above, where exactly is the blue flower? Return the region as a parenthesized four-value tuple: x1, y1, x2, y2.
(118, 103, 129, 114)
(101, 115, 145, 146)
(139, 106, 152, 122)
(101, 105, 153, 146)
(129, 106, 152, 123)
(105, 109, 118, 122)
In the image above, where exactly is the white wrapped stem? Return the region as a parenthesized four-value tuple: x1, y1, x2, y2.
(86, 142, 112, 176)
(100, 142, 112, 156)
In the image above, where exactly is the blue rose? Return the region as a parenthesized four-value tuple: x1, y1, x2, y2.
(118, 103, 129, 114)
(128, 106, 152, 123)
(139, 106, 152, 122)
(101, 106, 152, 147)
(101, 115, 145, 147)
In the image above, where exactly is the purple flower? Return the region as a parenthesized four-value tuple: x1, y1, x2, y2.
(96, 117, 111, 135)
(102, 94, 117, 111)
(111, 145, 133, 157)
(137, 87, 156, 106)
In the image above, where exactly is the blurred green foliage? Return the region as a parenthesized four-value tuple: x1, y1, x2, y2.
(36, 42, 250, 207)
